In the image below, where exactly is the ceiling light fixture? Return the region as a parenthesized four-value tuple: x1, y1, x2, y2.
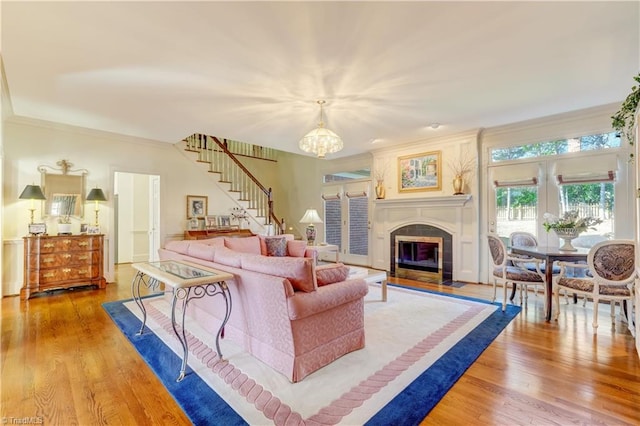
(299, 100, 343, 158)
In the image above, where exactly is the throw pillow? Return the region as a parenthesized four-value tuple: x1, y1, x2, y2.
(265, 236, 287, 257)
(316, 263, 350, 286)
(287, 240, 307, 257)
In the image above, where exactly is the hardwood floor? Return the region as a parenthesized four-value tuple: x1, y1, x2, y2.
(2, 264, 638, 425)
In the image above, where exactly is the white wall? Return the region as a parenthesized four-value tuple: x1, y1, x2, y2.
(1, 118, 247, 295)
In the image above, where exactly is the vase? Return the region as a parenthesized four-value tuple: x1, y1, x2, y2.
(375, 182, 386, 199)
(58, 223, 72, 235)
(554, 228, 581, 251)
(452, 175, 465, 195)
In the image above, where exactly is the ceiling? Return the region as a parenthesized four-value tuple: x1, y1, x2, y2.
(2, 1, 639, 158)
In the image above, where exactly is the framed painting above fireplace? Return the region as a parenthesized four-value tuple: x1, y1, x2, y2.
(398, 151, 442, 192)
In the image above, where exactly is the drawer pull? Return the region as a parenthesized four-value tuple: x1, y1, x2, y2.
(63, 254, 72, 259)
(78, 242, 88, 247)
(43, 273, 55, 278)
(78, 255, 89, 261)
(43, 257, 55, 263)
(43, 243, 55, 249)
(78, 270, 88, 275)
(63, 268, 71, 273)
(63, 239, 71, 244)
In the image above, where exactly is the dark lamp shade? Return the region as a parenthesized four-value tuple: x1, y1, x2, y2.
(19, 185, 46, 200)
(86, 188, 107, 201)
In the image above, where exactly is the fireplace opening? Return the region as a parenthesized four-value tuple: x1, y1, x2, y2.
(394, 235, 443, 282)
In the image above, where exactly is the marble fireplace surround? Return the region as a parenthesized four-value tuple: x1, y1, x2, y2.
(371, 195, 474, 283)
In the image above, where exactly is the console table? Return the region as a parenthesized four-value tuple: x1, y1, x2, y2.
(131, 260, 233, 382)
(22, 234, 106, 300)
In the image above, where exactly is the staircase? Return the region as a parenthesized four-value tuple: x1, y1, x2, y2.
(183, 133, 284, 234)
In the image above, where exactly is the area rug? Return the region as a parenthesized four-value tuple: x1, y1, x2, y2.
(103, 284, 520, 425)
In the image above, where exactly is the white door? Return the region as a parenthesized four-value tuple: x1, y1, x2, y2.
(322, 181, 371, 266)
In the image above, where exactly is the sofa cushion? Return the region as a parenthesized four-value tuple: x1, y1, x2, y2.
(186, 243, 217, 262)
(241, 254, 317, 292)
(197, 237, 225, 247)
(265, 236, 288, 257)
(224, 236, 261, 254)
(164, 240, 191, 255)
(215, 246, 243, 268)
(316, 263, 350, 286)
(287, 240, 307, 257)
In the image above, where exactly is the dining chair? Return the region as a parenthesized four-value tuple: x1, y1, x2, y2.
(509, 231, 544, 305)
(553, 239, 636, 335)
(487, 234, 546, 311)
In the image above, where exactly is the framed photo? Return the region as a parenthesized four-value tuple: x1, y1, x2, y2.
(218, 215, 231, 228)
(80, 223, 88, 234)
(187, 217, 200, 230)
(398, 151, 442, 192)
(87, 225, 101, 235)
(186, 195, 208, 218)
(205, 215, 218, 229)
(28, 223, 47, 235)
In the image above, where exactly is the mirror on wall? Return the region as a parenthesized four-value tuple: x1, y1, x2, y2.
(39, 159, 88, 219)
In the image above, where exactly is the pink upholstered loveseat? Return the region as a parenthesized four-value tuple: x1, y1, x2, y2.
(158, 235, 369, 382)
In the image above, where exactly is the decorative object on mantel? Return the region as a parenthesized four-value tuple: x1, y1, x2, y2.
(299, 100, 343, 158)
(543, 211, 603, 251)
(611, 72, 639, 161)
(398, 151, 442, 192)
(373, 160, 389, 199)
(448, 151, 476, 195)
(299, 208, 323, 245)
(86, 187, 107, 226)
(19, 184, 46, 225)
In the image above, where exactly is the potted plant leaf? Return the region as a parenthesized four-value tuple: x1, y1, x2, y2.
(611, 73, 640, 160)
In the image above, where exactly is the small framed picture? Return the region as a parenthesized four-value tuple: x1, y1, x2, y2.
(80, 223, 88, 234)
(87, 225, 101, 234)
(186, 195, 208, 218)
(187, 217, 200, 230)
(28, 223, 47, 235)
(218, 215, 231, 228)
(206, 215, 218, 229)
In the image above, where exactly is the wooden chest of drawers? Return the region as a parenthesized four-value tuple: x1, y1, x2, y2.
(21, 234, 106, 299)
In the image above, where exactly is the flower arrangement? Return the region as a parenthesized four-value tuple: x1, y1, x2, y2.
(448, 152, 476, 179)
(542, 211, 603, 233)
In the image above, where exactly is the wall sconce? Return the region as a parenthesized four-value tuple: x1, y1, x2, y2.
(86, 187, 107, 226)
(19, 184, 46, 224)
(299, 208, 323, 246)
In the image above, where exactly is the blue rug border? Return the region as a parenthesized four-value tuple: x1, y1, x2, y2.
(103, 287, 520, 426)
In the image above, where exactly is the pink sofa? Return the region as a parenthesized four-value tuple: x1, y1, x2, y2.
(158, 235, 369, 382)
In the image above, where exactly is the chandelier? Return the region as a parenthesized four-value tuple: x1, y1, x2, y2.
(299, 100, 343, 158)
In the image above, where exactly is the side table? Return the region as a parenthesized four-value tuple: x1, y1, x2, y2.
(131, 260, 233, 382)
(307, 244, 340, 263)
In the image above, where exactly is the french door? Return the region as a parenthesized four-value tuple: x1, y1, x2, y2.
(322, 181, 370, 266)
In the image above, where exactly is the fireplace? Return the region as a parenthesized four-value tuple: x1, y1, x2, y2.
(390, 224, 453, 283)
(395, 236, 443, 282)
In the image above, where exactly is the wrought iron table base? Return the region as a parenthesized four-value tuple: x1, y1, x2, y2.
(131, 271, 232, 382)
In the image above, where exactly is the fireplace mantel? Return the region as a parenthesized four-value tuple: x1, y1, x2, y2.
(374, 195, 472, 209)
(371, 193, 476, 282)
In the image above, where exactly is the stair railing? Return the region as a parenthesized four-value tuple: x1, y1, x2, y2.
(185, 134, 284, 233)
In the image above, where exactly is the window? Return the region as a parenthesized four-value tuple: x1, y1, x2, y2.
(558, 182, 614, 237)
(491, 132, 620, 163)
(324, 198, 342, 249)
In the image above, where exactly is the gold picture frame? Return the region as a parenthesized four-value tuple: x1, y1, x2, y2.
(186, 195, 208, 218)
(398, 151, 442, 192)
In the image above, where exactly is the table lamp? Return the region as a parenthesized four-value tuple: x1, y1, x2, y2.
(19, 184, 46, 224)
(86, 187, 107, 226)
(299, 208, 323, 246)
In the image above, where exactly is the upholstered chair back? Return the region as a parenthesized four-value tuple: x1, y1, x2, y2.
(588, 240, 636, 284)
